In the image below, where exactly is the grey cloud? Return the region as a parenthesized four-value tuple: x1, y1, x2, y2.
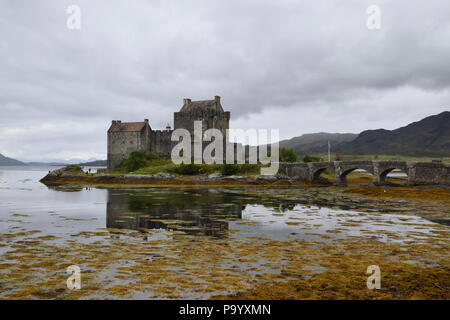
(0, 0, 449, 160)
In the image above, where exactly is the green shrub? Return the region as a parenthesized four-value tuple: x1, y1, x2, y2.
(197, 164, 222, 174)
(238, 163, 261, 174)
(119, 150, 160, 172)
(221, 164, 239, 176)
(170, 163, 202, 175)
(279, 147, 298, 163)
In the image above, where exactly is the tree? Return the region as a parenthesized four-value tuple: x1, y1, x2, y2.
(279, 147, 298, 163)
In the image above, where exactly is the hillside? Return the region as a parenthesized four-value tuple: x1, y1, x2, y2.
(340, 111, 450, 156)
(0, 153, 25, 166)
(79, 160, 107, 167)
(278, 132, 357, 155)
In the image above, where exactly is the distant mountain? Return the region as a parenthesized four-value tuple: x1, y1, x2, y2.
(0, 153, 25, 166)
(25, 162, 68, 166)
(24, 158, 104, 166)
(39, 158, 98, 165)
(340, 111, 450, 156)
(278, 132, 358, 155)
(79, 160, 107, 166)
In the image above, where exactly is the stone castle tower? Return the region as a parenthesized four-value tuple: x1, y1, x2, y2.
(107, 96, 230, 170)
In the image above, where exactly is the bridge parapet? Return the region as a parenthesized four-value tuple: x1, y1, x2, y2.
(279, 160, 450, 186)
(409, 161, 450, 185)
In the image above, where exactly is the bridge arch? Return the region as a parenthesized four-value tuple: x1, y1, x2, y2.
(338, 168, 374, 185)
(312, 167, 334, 183)
(375, 161, 409, 185)
(335, 161, 375, 185)
(309, 162, 335, 183)
(379, 167, 408, 185)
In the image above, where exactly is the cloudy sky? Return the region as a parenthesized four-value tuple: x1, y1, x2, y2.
(1, 0, 449, 161)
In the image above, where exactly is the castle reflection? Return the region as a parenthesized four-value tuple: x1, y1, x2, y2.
(106, 188, 244, 237)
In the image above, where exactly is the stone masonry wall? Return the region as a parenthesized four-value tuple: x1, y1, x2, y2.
(107, 126, 151, 170)
(150, 130, 175, 158)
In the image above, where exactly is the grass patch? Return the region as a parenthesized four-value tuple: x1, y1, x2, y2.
(110, 157, 262, 176)
(63, 164, 84, 175)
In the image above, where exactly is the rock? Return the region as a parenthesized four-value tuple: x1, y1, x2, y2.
(60, 172, 75, 178)
(223, 175, 250, 181)
(118, 173, 175, 181)
(42, 165, 84, 179)
(254, 175, 278, 181)
(152, 172, 175, 180)
(95, 175, 115, 181)
(275, 174, 291, 180)
(207, 173, 222, 180)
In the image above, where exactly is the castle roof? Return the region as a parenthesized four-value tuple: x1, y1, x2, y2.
(179, 96, 224, 113)
(119, 122, 146, 132)
(108, 121, 149, 132)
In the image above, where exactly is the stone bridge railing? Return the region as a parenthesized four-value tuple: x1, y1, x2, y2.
(279, 161, 450, 186)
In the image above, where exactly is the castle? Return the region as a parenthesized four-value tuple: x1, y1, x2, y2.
(107, 96, 230, 170)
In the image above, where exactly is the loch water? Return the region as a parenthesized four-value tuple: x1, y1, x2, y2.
(0, 166, 448, 299)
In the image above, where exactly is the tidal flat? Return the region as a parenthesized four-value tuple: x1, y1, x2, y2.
(0, 166, 449, 299)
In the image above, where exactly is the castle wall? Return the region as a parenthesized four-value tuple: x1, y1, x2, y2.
(150, 130, 175, 158)
(107, 125, 151, 170)
(174, 109, 230, 137)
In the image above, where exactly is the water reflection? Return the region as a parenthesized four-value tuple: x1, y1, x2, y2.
(106, 188, 243, 237)
(105, 187, 449, 243)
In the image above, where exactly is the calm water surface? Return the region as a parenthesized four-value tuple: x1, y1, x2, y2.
(0, 166, 448, 299)
(0, 166, 442, 243)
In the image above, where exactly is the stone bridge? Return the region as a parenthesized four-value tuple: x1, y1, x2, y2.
(279, 161, 450, 186)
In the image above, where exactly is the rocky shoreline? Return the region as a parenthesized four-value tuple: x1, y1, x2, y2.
(39, 166, 300, 186)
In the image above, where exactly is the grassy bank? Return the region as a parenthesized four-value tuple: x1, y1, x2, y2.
(111, 158, 263, 176)
(108, 151, 266, 176)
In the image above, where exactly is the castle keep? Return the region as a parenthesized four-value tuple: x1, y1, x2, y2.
(107, 96, 230, 170)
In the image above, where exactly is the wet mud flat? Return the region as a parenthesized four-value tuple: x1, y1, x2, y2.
(0, 185, 448, 300)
